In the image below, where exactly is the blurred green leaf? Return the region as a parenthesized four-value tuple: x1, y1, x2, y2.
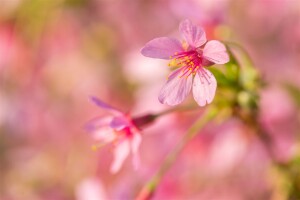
(225, 63, 239, 82)
(240, 65, 260, 91)
(223, 44, 241, 85)
(237, 90, 258, 110)
(16, 0, 63, 42)
(209, 67, 234, 87)
(64, 0, 87, 7)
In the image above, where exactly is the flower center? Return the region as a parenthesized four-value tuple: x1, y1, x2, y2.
(168, 50, 203, 78)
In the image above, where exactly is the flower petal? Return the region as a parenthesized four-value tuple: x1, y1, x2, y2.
(89, 96, 121, 115)
(192, 68, 217, 106)
(158, 67, 193, 106)
(92, 127, 116, 143)
(130, 131, 142, 170)
(85, 116, 116, 146)
(110, 116, 130, 131)
(110, 140, 130, 173)
(76, 178, 108, 200)
(203, 40, 229, 64)
(179, 19, 206, 48)
(85, 116, 112, 132)
(141, 37, 184, 59)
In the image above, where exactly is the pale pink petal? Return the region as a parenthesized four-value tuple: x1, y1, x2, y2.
(167, 66, 182, 79)
(92, 127, 116, 143)
(141, 37, 184, 59)
(89, 96, 122, 115)
(110, 116, 130, 131)
(179, 19, 206, 48)
(192, 68, 217, 106)
(85, 116, 112, 132)
(76, 178, 108, 200)
(158, 67, 193, 106)
(110, 140, 130, 173)
(130, 131, 142, 170)
(203, 40, 229, 64)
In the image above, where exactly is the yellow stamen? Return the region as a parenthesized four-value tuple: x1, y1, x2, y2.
(168, 59, 178, 67)
(91, 143, 105, 151)
(182, 41, 188, 50)
(91, 145, 99, 151)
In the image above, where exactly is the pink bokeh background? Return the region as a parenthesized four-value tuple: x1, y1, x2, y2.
(1, 0, 300, 199)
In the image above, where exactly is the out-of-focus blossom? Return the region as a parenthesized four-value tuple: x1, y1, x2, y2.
(141, 19, 229, 106)
(170, 0, 229, 27)
(259, 87, 297, 161)
(207, 121, 248, 175)
(0, 0, 21, 18)
(86, 96, 142, 173)
(76, 177, 108, 200)
(0, 25, 14, 69)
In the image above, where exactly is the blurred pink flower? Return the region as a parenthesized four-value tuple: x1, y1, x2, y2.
(141, 19, 229, 106)
(86, 96, 141, 173)
(259, 87, 297, 161)
(0, 25, 14, 70)
(76, 177, 108, 200)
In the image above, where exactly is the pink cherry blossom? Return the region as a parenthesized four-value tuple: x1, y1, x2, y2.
(86, 96, 141, 173)
(76, 177, 108, 200)
(141, 19, 229, 106)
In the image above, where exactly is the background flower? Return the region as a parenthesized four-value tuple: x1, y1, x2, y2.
(86, 96, 142, 174)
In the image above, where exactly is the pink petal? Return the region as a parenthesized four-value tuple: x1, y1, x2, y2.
(76, 178, 108, 200)
(179, 19, 206, 48)
(110, 140, 130, 173)
(130, 131, 142, 170)
(141, 37, 184, 59)
(85, 116, 112, 132)
(89, 96, 121, 115)
(92, 127, 116, 143)
(110, 116, 130, 131)
(192, 68, 217, 106)
(158, 67, 193, 106)
(203, 40, 229, 64)
(85, 116, 115, 143)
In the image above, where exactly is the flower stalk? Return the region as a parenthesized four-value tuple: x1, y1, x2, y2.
(136, 106, 218, 200)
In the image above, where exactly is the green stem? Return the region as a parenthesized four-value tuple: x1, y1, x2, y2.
(136, 106, 218, 200)
(154, 104, 199, 118)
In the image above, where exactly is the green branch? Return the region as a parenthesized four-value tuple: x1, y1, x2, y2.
(136, 106, 218, 200)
